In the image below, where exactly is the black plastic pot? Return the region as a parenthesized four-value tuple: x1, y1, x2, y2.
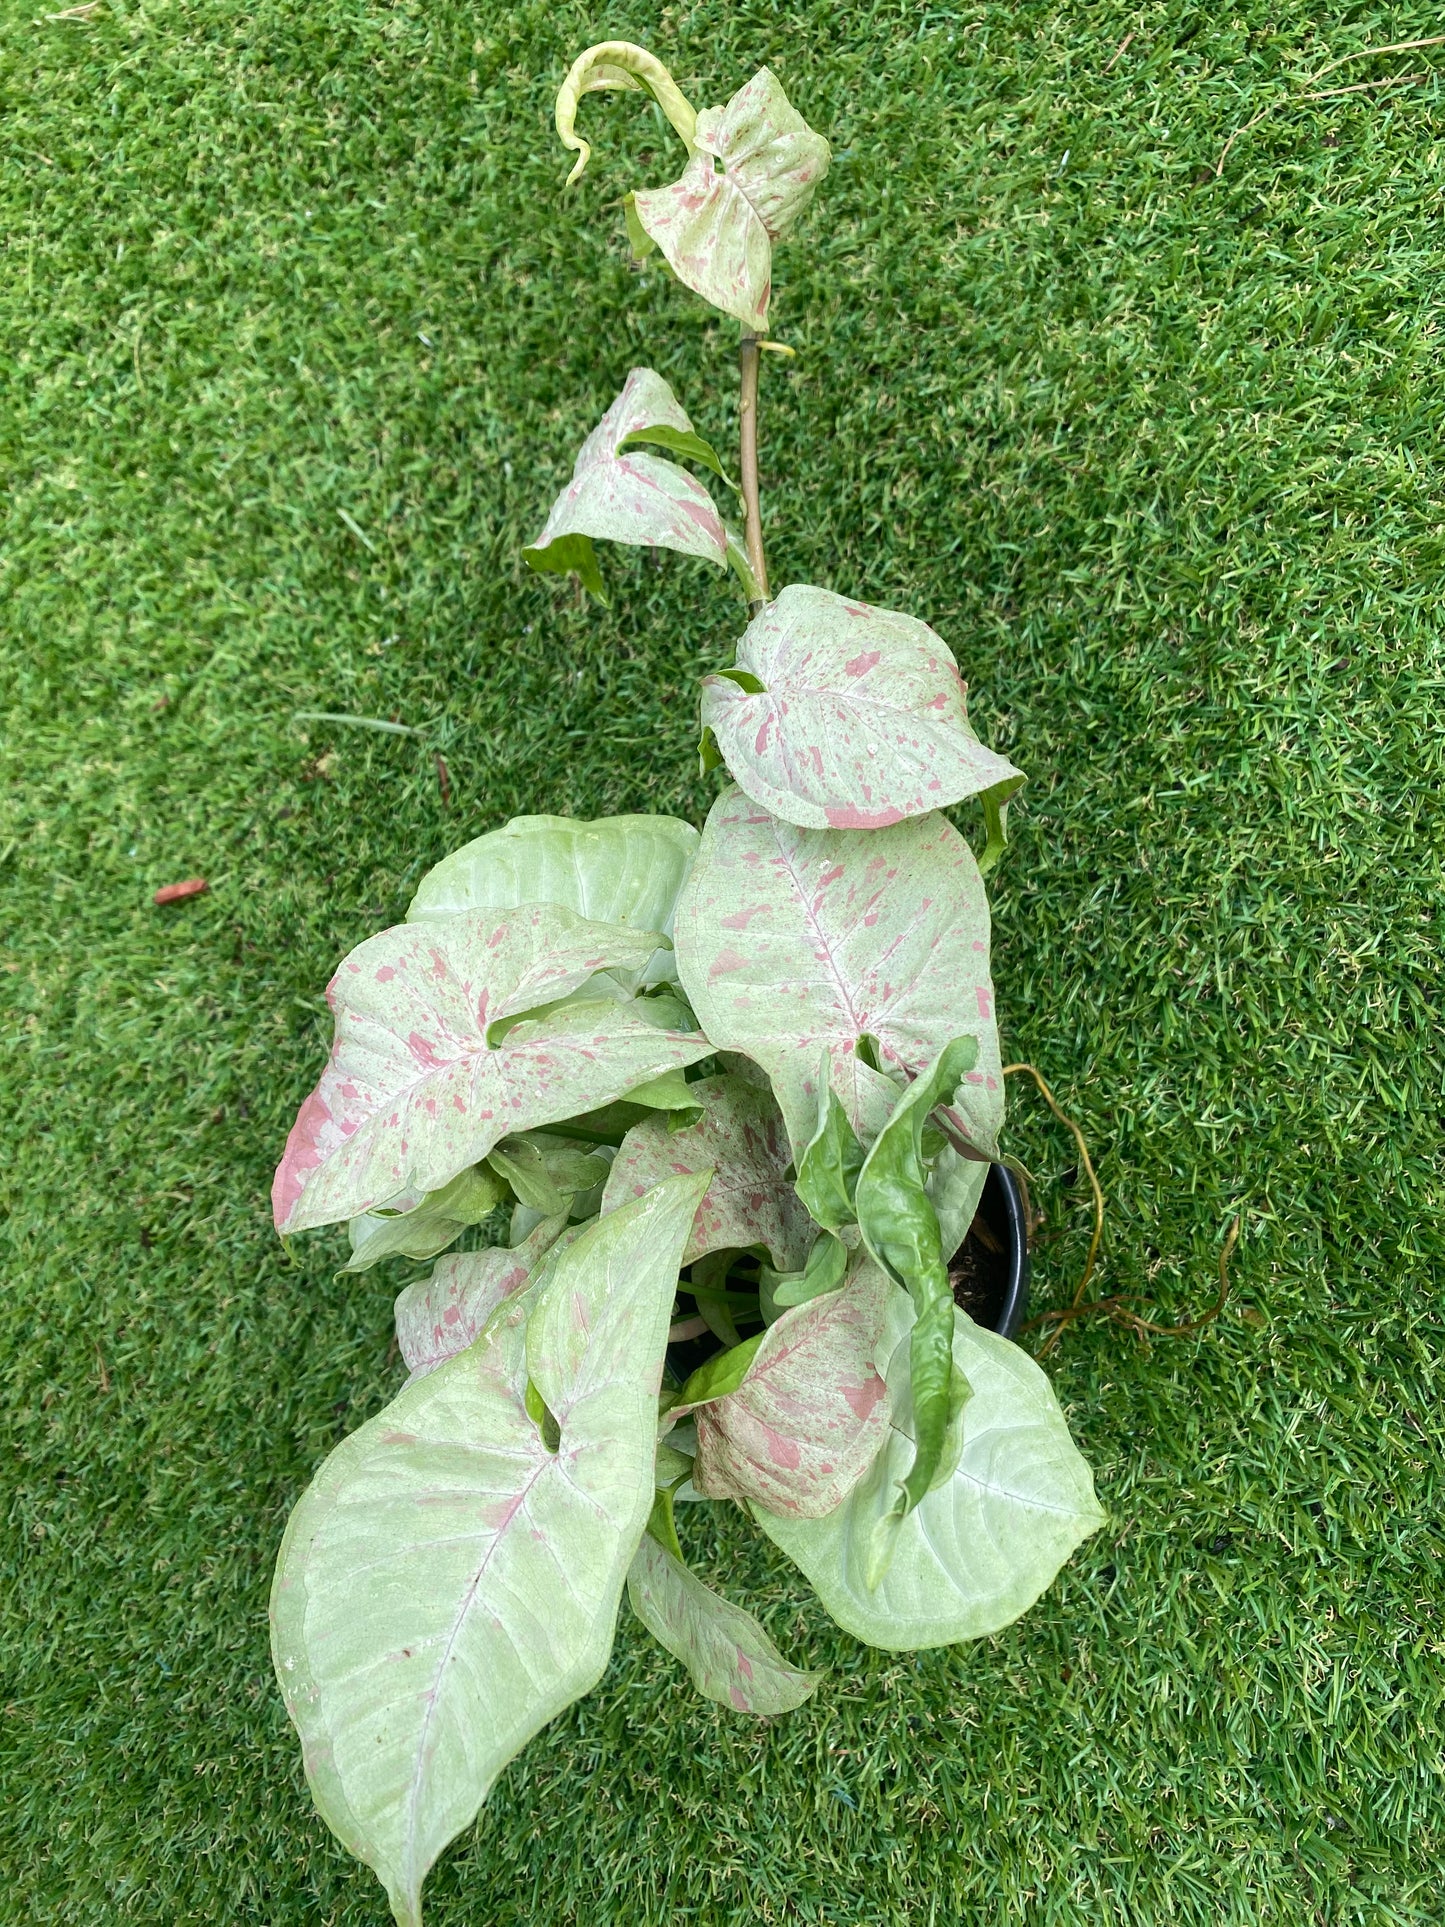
(665, 1162, 1029, 1385)
(947, 1162, 1030, 1341)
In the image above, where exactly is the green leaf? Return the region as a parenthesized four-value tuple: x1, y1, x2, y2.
(976, 775, 1026, 879)
(794, 1067, 864, 1231)
(271, 1172, 709, 1927)
(690, 1255, 893, 1518)
(407, 811, 698, 991)
(674, 788, 1004, 1162)
(627, 1531, 820, 1714)
(770, 1230, 850, 1308)
(393, 1214, 571, 1380)
(854, 1037, 980, 1570)
(756, 1295, 1105, 1650)
(602, 1073, 812, 1272)
(555, 41, 698, 188)
(702, 585, 1022, 830)
(674, 1332, 766, 1409)
(486, 1133, 612, 1215)
(616, 422, 737, 491)
(688, 1248, 743, 1348)
(345, 1164, 506, 1273)
(521, 529, 606, 602)
(525, 369, 728, 592)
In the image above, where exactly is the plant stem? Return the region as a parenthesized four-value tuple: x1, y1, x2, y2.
(738, 332, 769, 613)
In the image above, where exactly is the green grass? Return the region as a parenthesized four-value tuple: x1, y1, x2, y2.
(2, 0, 1443, 1920)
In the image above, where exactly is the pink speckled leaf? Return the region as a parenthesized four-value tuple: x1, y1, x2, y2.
(393, 1214, 571, 1381)
(525, 368, 727, 589)
(630, 69, 830, 332)
(673, 787, 1003, 1162)
(273, 903, 712, 1234)
(600, 1072, 812, 1271)
(626, 1530, 820, 1714)
(688, 1254, 894, 1518)
(701, 585, 1022, 830)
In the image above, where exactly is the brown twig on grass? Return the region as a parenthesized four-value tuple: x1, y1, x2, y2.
(1002, 1062, 1104, 1319)
(1214, 33, 1445, 175)
(1024, 1216, 1240, 1354)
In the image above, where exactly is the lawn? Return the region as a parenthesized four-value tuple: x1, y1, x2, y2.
(2, 1, 1442, 1921)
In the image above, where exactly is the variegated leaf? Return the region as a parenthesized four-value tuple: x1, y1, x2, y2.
(600, 1073, 812, 1271)
(627, 1530, 820, 1714)
(407, 811, 698, 990)
(271, 1174, 708, 1927)
(757, 1293, 1105, 1649)
(701, 585, 1022, 829)
(673, 788, 1003, 1160)
(631, 69, 830, 332)
(393, 1215, 571, 1380)
(525, 368, 727, 588)
(688, 1255, 893, 1519)
(273, 905, 711, 1234)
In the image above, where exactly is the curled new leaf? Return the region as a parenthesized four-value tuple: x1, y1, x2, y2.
(794, 1064, 864, 1232)
(627, 1530, 820, 1714)
(701, 585, 1022, 829)
(525, 369, 728, 596)
(272, 904, 711, 1233)
(674, 787, 1003, 1160)
(854, 1037, 980, 1576)
(556, 41, 698, 188)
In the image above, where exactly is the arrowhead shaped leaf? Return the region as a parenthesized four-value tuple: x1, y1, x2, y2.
(271, 1173, 709, 1927)
(630, 69, 830, 333)
(673, 787, 1004, 1160)
(345, 1164, 506, 1273)
(525, 369, 727, 591)
(627, 1530, 820, 1714)
(393, 1214, 571, 1381)
(407, 812, 698, 990)
(701, 585, 1022, 830)
(273, 905, 711, 1234)
(688, 1255, 893, 1519)
(756, 1297, 1105, 1650)
(601, 1073, 812, 1271)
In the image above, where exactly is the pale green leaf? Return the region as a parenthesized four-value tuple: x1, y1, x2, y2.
(674, 1332, 765, 1408)
(271, 1173, 709, 1926)
(673, 788, 1004, 1161)
(555, 41, 698, 187)
(407, 811, 698, 990)
(601, 1073, 812, 1270)
(769, 1229, 850, 1307)
(701, 585, 1022, 829)
(525, 369, 727, 588)
(756, 1297, 1105, 1650)
(627, 1531, 820, 1714)
(345, 1164, 506, 1273)
(273, 906, 711, 1233)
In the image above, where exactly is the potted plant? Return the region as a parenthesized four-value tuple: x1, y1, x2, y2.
(268, 44, 1102, 1926)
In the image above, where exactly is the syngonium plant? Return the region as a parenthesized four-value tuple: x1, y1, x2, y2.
(269, 42, 1103, 1926)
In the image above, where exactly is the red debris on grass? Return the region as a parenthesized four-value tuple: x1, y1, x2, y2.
(435, 754, 451, 808)
(153, 878, 208, 905)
